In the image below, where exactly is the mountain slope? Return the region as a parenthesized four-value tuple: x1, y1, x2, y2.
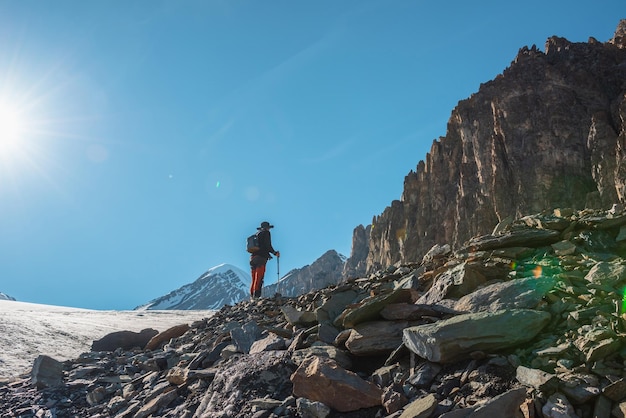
(263, 250, 346, 297)
(135, 264, 250, 310)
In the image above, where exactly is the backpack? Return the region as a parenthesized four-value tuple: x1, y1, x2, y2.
(246, 232, 260, 253)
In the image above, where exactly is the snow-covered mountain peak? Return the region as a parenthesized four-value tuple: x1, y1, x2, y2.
(0, 292, 16, 301)
(207, 263, 250, 285)
(135, 264, 250, 311)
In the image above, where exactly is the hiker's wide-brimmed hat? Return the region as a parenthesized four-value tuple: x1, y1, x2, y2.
(258, 221, 274, 229)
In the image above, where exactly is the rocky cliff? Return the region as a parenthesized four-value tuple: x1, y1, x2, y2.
(360, 20, 626, 274)
(342, 224, 371, 279)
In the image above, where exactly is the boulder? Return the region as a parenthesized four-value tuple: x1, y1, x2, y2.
(463, 229, 562, 252)
(230, 320, 261, 354)
(145, 324, 190, 351)
(282, 305, 318, 326)
(417, 262, 488, 305)
(290, 356, 383, 412)
(542, 392, 578, 418)
(516, 366, 558, 393)
(398, 393, 437, 418)
(296, 398, 331, 418)
(552, 240, 577, 256)
(584, 260, 626, 285)
(292, 345, 353, 369)
(31, 355, 64, 389)
(91, 328, 158, 352)
(315, 289, 360, 324)
(338, 288, 414, 328)
(345, 320, 409, 356)
(381, 303, 458, 320)
(467, 387, 528, 418)
(454, 276, 556, 313)
(249, 333, 286, 354)
(403, 309, 551, 363)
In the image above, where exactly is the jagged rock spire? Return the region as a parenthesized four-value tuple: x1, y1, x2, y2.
(611, 18, 626, 48)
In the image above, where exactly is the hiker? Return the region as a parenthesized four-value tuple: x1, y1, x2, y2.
(249, 221, 280, 299)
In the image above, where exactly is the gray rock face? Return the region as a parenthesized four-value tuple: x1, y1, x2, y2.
(343, 224, 371, 279)
(345, 320, 410, 356)
(453, 276, 557, 313)
(402, 309, 551, 363)
(31, 355, 64, 389)
(353, 22, 626, 273)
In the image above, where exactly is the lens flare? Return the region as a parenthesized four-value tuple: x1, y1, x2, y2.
(533, 265, 542, 278)
(622, 287, 626, 314)
(510, 261, 517, 270)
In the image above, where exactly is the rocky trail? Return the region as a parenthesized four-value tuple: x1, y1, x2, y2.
(2, 206, 626, 417)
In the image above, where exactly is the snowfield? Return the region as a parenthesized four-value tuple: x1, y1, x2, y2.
(0, 300, 215, 379)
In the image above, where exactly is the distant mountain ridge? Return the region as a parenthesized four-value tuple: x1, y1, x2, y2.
(135, 264, 250, 310)
(137, 250, 348, 311)
(263, 250, 346, 297)
(0, 292, 16, 301)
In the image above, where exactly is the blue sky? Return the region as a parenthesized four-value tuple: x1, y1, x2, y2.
(0, 1, 622, 310)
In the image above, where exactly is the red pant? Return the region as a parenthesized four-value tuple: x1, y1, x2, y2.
(250, 256, 267, 297)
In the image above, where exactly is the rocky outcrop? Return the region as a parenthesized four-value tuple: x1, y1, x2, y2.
(264, 250, 346, 297)
(359, 20, 626, 274)
(2, 206, 626, 417)
(343, 224, 371, 279)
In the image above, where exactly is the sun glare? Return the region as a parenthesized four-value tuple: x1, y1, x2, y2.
(0, 102, 25, 154)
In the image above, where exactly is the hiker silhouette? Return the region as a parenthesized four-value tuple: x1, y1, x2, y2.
(249, 221, 279, 299)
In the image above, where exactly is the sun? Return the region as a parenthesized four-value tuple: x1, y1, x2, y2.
(0, 102, 26, 155)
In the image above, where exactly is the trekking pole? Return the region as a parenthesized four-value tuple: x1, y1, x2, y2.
(277, 255, 280, 282)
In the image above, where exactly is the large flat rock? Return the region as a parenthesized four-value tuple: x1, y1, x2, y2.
(403, 309, 551, 363)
